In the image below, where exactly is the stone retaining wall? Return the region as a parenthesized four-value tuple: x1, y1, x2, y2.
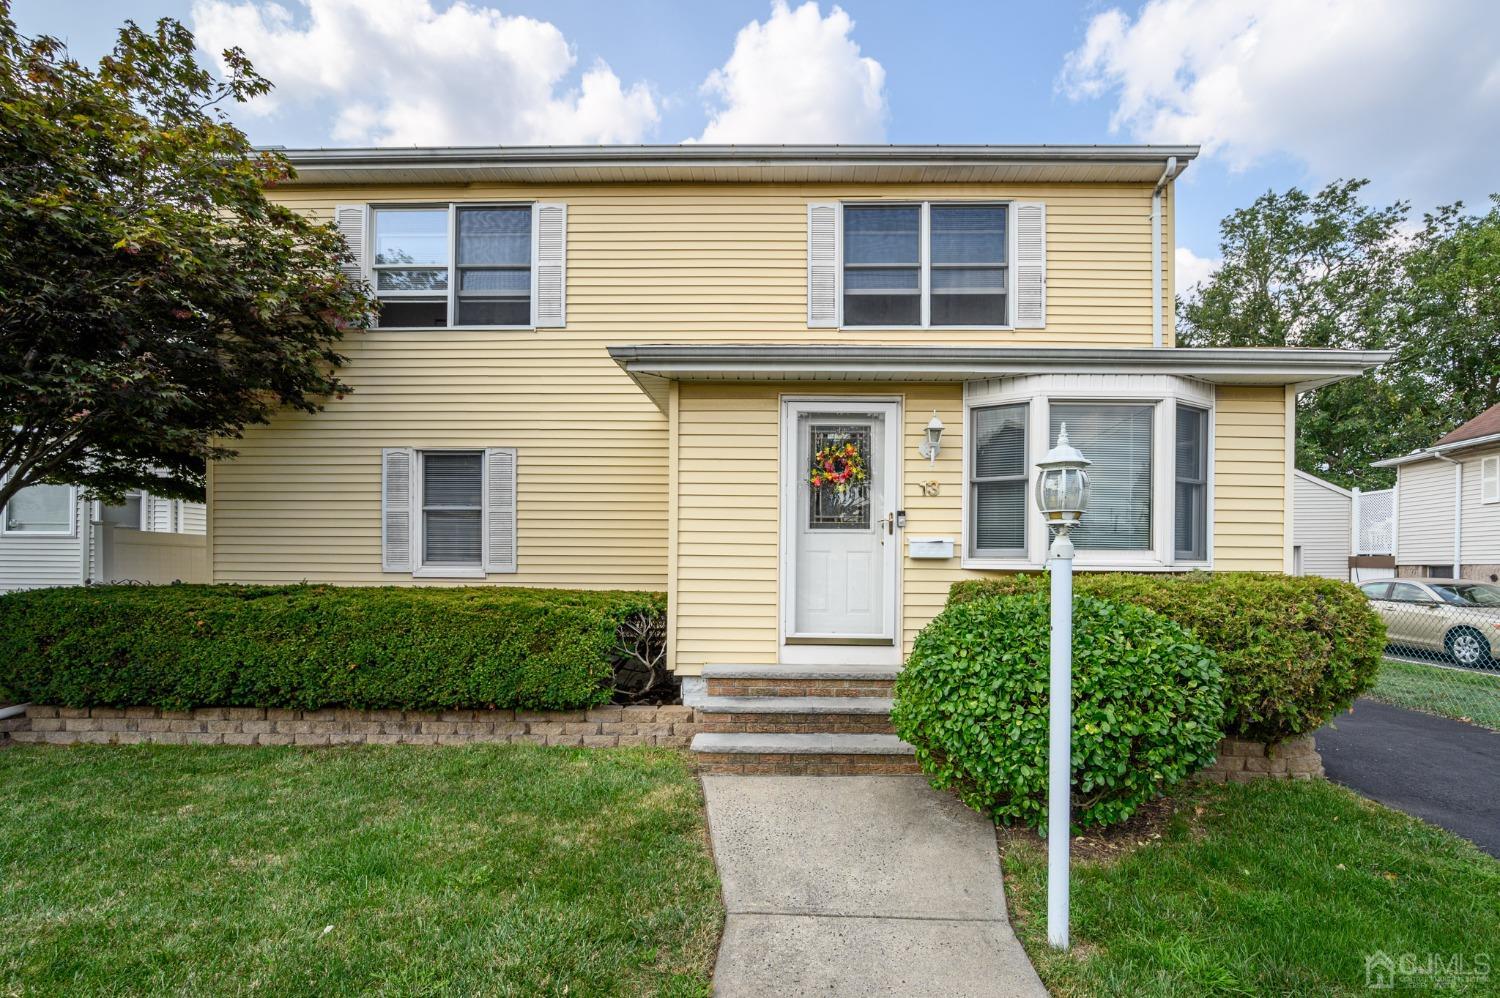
(0, 713, 26, 749)
(8, 704, 699, 748)
(1196, 734, 1324, 782)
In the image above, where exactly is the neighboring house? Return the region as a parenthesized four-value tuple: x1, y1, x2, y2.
(1374, 403, 1500, 583)
(206, 143, 1386, 685)
(1292, 471, 1353, 580)
(0, 483, 207, 593)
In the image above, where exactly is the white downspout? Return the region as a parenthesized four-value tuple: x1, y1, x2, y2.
(1432, 453, 1463, 577)
(1151, 156, 1177, 349)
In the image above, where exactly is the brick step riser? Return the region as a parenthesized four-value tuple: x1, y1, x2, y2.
(697, 712, 895, 735)
(704, 679, 894, 698)
(697, 752, 921, 776)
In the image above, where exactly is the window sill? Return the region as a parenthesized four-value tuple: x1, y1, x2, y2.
(368, 326, 539, 333)
(835, 325, 1018, 332)
(412, 567, 487, 579)
(1, 529, 77, 538)
(961, 556, 1213, 573)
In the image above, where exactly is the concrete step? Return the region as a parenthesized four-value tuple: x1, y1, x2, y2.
(694, 695, 896, 735)
(701, 663, 899, 699)
(694, 696, 893, 714)
(692, 732, 919, 775)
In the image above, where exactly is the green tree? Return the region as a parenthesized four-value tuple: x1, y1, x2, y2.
(1180, 180, 1500, 489)
(0, 10, 373, 512)
(1397, 197, 1500, 433)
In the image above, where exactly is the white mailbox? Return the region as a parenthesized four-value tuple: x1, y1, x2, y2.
(907, 536, 955, 560)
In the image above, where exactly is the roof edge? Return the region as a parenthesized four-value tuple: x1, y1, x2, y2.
(1372, 430, 1500, 467)
(275, 143, 1202, 169)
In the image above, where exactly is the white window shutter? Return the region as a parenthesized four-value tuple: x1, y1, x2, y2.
(1484, 456, 1499, 504)
(1014, 202, 1047, 328)
(807, 202, 841, 327)
(334, 205, 368, 287)
(484, 447, 518, 573)
(381, 448, 414, 572)
(532, 203, 567, 327)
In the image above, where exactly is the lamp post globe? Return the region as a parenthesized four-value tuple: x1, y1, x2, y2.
(1034, 423, 1091, 532)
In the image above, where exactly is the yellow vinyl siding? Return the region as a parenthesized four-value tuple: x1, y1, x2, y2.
(1212, 385, 1289, 571)
(213, 180, 1177, 587)
(671, 381, 965, 674)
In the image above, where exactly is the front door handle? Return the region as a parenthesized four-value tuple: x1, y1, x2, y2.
(886, 512, 895, 535)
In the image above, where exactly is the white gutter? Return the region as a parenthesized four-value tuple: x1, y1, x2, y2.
(1431, 452, 1463, 578)
(1151, 156, 1177, 349)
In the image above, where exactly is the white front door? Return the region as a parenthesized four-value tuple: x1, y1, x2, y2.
(782, 400, 901, 650)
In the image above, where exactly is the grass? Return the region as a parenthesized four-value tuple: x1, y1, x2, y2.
(1003, 780, 1500, 996)
(1368, 658, 1500, 730)
(0, 744, 723, 996)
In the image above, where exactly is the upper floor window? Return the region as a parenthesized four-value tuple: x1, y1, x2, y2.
(371, 205, 532, 328)
(842, 202, 1008, 328)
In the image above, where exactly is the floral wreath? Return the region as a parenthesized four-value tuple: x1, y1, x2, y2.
(809, 439, 868, 495)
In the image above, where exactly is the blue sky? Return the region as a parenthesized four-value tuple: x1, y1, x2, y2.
(15, 0, 1500, 290)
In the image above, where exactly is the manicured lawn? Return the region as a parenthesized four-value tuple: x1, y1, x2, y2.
(1369, 658, 1500, 730)
(1003, 780, 1500, 996)
(0, 744, 723, 996)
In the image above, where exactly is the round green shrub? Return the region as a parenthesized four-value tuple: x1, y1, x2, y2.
(947, 572, 1385, 744)
(892, 592, 1224, 832)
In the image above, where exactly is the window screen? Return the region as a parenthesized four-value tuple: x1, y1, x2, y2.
(422, 452, 483, 566)
(1174, 405, 1208, 560)
(930, 204, 1007, 325)
(842, 205, 920, 326)
(457, 206, 531, 326)
(970, 403, 1028, 556)
(1050, 403, 1153, 551)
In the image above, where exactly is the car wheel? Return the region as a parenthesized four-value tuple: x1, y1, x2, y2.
(1444, 627, 1492, 669)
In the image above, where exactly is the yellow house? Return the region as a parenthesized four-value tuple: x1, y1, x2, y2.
(210, 144, 1383, 766)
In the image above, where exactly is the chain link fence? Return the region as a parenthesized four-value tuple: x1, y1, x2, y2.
(1357, 578, 1500, 672)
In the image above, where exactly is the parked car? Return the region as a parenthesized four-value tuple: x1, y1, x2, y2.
(1358, 578, 1500, 668)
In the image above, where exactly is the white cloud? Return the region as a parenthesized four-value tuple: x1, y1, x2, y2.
(190, 0, 659, 146)
(1060, 0, 1500, 205)
(697, 1, 886, 143)
(1175, 245, 1220, 297)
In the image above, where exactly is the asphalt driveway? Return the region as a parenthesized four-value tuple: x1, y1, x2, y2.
(1318, 698, 1499, 857)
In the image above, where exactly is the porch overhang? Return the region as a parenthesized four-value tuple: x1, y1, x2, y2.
(607, 344, 1391, 412)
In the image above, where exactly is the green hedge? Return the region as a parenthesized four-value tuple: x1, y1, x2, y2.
(0, 585, 665, 712)
(893, 593, 1223, 831)
(947, 573, 1384, 744)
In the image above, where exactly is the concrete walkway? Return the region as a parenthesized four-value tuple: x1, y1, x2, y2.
(702, 775, 1046, 997)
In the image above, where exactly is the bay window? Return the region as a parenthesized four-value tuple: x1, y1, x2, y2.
(965, 380, 1213, 567)
(1049, 403, 1153, 552)
(969, 403, 1028, 557)
(843, 202, 1008, 327)
(1174, 405, 1209, 560)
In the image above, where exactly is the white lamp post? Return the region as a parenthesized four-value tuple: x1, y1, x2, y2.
(1034, 423, 1090, 951)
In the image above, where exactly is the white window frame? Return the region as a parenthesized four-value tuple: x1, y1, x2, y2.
(1482, 455, 1499, 504)
(369, 202, 535, 331)
(2, 482, 78, 537)
(413, 449, 487, 580)
(840, 200, 1015, 330)
(962, 374, 1214, 571)
(966, 402, 1030, 560)
(92, 490, 147, 530)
